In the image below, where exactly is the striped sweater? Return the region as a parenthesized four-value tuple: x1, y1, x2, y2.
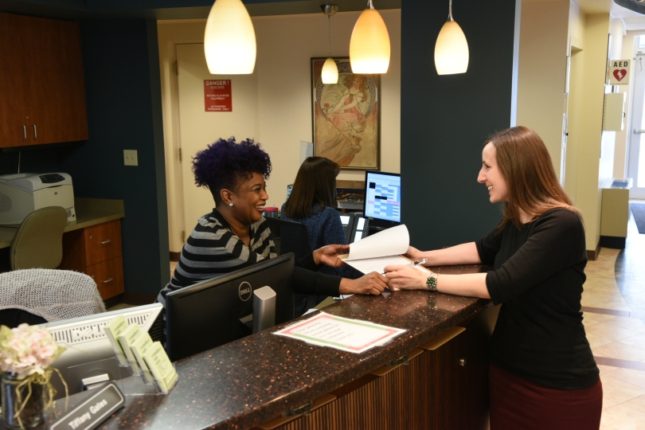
(159, 210, 340, 300)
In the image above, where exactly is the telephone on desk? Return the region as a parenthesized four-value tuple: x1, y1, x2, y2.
(340, 213, 369, 244)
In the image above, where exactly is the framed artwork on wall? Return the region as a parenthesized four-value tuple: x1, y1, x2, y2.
(311, 57, 380, 170)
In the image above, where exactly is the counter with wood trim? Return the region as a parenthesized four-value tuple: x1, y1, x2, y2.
(49, 265, 494, 429)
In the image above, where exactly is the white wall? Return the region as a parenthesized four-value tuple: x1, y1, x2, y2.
(615, 30, 640, 179)
(516, 0, 569, 175)
(565, 12, 610, 252)
(158, 11, 401, 251)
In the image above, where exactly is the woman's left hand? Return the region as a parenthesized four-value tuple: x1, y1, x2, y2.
(384, 264, 429, 291)
(313, 244, 350, 268)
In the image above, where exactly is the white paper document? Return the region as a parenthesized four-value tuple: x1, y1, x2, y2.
(343, 224, 413, 274)
(273, 311, 406, 354)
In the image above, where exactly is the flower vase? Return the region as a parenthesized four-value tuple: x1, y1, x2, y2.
(1, 373, 45, 429)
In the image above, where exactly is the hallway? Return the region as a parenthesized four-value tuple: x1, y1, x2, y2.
(583, 208, 645, 429)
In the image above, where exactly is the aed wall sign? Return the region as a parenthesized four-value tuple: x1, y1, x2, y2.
(204, 79, 232, 112)
(608, 60, 630, 85)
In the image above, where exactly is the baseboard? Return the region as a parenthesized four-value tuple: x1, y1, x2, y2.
(587, 241, 601, 260)
(599, 235, 626, 249)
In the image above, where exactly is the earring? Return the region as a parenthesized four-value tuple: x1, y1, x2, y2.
(228, 202, 234, 207)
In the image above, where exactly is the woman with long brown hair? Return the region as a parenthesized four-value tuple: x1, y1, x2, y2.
(281, 156, 345, 251)
(385, 126, 602, 429)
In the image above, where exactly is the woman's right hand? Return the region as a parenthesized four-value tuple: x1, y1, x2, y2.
(339, 272, 387, 295)
(406, 246, 427, 263)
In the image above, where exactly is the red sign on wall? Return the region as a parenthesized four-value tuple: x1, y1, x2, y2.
(204, 79, 232, 112)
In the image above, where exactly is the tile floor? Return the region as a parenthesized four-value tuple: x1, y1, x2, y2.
(583, 205, 645, 429)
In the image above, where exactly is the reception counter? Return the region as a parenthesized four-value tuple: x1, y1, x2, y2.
(50, 264, 494, 430)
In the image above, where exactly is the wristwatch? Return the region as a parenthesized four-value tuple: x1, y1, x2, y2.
(426, 272, 438, 292)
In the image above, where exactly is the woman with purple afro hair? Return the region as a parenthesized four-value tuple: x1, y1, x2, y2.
(193, 137, 272, 205)
(159, 137, 387, 314)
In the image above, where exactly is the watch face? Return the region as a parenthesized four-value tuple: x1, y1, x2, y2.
(426, 275, 437, 291)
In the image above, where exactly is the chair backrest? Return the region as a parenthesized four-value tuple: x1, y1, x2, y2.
(264, 217, 312, 261)
(0, 269, 106, 326)
(11, 206, 68, 270)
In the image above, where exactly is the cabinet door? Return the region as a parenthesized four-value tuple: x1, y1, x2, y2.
(22, 15, 88, 144)
(0, 13, 88, 147)
(0, 13, 30, 147)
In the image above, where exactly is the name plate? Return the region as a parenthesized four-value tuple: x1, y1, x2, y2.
(50, 383, 125, 430)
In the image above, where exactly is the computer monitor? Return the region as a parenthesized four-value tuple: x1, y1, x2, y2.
(363, 170, 401, 230)
(40, 303, 163, 398)
(164, 253, 295, 361)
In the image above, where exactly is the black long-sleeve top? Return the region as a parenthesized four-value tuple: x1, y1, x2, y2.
(476, 208, 599, 389)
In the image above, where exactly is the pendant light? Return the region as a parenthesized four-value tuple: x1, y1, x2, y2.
(434, 0, 469, 75)
(204, 0, 257, 75)
(349, 0, 391, 74)
(321, 4, 339, 85)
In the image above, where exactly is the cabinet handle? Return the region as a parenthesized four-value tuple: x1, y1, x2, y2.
(22, 125, 27, 140)
(458, 358, 467, 367)
(32, 124, 38, 139)
(100, 239, 112, 246)
(103, 278, 114, 284)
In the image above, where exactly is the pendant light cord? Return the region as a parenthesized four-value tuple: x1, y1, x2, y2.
(448, 0, 454, 21)
(327, 13, 332, 57)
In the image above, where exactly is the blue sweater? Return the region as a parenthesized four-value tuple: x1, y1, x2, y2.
(280, 205, 346, 250)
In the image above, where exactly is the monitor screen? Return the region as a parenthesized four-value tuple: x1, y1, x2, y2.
(40, 303, 163, 398)
(363, 171, 401, 225)
(165, 253, 295, 361)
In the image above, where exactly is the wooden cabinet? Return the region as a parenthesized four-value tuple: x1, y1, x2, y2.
(61, 220, 124, 300)
(0, 13, 88, 147)
(263, 318, 490, 430)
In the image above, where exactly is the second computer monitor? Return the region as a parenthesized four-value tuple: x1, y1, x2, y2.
(164, 253, 295, 361)
(363, 170, 401, 229)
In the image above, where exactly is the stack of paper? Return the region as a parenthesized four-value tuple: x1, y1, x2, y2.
(343, 224, 414, 274)
(104, 316, 129, 366)
(143, 342, 178, 394)
(104, 321, 177, 394)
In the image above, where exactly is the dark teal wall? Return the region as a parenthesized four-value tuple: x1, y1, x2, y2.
(65, 19, 169, 298)
(0, 19, 169, 299)
(401, 0, 516, 249)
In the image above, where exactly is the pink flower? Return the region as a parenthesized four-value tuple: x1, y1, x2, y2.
(0, 324, 64, 378)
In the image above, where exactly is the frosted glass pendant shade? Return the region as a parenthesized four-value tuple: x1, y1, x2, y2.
(349, 8, 391, 74)
(434, 19, 469, 75)
(204, 0, 257, 75)
(321, 58, 339, 84)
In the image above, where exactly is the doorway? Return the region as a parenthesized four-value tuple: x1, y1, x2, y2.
(175, 43, 259, 237)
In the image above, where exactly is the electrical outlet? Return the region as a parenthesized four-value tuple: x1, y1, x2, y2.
(123, 149, 139, 167)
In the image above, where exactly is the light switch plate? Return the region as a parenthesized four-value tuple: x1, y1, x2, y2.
(123, 149, 139, 167)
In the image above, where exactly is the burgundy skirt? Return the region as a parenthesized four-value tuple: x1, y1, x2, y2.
(489, 365, 603, 430)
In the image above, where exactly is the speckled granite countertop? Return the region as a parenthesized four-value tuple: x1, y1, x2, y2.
(54, 266, 488, 430)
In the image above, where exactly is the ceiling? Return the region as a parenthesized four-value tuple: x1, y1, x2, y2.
(0, 0, 643, 29)
(0, 0, 400, 19)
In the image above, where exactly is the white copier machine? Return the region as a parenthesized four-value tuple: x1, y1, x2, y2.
(0, 172, 76, 225)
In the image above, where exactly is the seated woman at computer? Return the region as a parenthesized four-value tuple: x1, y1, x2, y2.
(158, 138, 386, 304)
(384, 126, 601, 430)
(281, 156, 360, 313)
(281, 157, 346, 254)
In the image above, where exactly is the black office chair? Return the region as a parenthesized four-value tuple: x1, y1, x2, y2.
(264, 217, 311, 263)
(264, 217, 327, 315)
